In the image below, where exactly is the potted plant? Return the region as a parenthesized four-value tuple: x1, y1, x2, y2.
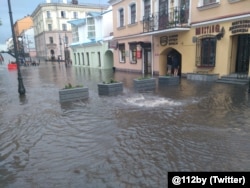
(98, 78, 123, 96)
(59, 83, 89, 102)
(158, 74, 180, 86)
(133, 75, 156, 92)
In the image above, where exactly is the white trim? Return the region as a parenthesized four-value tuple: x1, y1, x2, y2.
(192, 14, 250, 27)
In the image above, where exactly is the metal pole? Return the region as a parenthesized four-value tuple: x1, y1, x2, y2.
(8, 0, 26, 95)
(248, 77, 250, 93)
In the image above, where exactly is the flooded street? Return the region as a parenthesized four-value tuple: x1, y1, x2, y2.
(0, 62, 250, 187)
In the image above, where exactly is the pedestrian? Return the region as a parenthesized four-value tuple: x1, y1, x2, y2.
(167, 55, 172, 75)
(0, 53, 4, 64)
(58, 56, 61, 64)
(172, 54, 180, 76)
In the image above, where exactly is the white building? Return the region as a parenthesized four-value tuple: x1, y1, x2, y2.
(20, 27, 36, 59)
(69, 7, 114, 69)
(31, 0, 108, 61)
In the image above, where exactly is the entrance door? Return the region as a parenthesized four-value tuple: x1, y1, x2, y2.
(235, 34, 250, 74)
(144, 48, 152, 75)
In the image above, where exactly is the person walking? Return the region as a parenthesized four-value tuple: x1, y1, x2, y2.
(172, 54, 180, 76)
(167, 55, 172, 75)
(0, 53, 4, 64)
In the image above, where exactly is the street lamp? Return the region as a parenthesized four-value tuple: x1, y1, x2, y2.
(8, 0, 26, 96)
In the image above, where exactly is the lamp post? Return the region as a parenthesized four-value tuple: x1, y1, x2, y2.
(8, 0, 26, 96)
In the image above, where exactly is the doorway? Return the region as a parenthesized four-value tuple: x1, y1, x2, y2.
(167, 49, 182, 76)
(144, 48, 152, 75)
(235, 34, 250, 74)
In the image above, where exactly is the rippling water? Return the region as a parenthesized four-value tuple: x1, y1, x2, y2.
(0, 63, 250, 187)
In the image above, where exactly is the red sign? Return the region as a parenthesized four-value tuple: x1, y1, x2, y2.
(136, 50, 141, 59)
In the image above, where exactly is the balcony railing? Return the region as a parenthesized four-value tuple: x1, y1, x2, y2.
(143, 7, 190, 33)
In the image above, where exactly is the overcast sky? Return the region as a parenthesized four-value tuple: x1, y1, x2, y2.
(0, 0, 108, 44)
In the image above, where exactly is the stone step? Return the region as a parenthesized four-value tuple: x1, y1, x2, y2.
(216, 79, 248, 85)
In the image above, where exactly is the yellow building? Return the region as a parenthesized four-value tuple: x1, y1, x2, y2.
(14, 16, 33, 38)
(109, 0, 250, 81)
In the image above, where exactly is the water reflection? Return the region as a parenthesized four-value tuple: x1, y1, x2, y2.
(0, 63, 250, 187)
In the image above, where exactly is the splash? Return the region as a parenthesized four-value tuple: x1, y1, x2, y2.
(124, 94, 182, 108)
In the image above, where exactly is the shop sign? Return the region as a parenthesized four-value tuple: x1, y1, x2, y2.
(160, 34, 178, 46)
(108, 40, 118, 49)
(195, 24, 220, 35)
(229, 20, 250, 34)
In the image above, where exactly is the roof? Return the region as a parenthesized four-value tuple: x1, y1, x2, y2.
(87, 12, 102, 17)
(68, 19, 86, 26)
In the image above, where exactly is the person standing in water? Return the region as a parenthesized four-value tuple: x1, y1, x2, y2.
(172, 54, 180, 76)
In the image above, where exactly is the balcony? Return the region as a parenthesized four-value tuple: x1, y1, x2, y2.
(143, 7, 190, 33)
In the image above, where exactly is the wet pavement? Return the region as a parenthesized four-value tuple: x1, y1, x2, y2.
(0, 61, 250, 187)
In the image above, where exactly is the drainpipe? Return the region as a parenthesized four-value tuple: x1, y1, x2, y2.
(151, 35, 154, 77)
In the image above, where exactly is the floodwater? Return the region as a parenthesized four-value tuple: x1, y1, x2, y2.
(0, 62, 250, 188)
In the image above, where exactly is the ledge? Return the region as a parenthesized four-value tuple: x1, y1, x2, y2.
(197, 2, 220, 11)
(187, 73, 219, 81)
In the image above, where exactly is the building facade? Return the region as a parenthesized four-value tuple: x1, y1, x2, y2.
(31, 0, 108, 61)
(109, 0, 250, 78)
(8, 16, 33, 54)
(69, 7, 114, 69)
(20, 27, 36, 59)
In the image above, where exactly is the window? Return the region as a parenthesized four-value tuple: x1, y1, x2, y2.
(130, 4, 136, 24)
(48, 24, 52, 31)
(118, 43, 125, 63)
(204, 0, 216, 5)
(129, 43, 137, 63)
(62, 24, 67, 31)
(144, 0, 151, 18)
(61, 11, 66, 18)
(198, 0, 219, 7)
(87, 17, 95, 39)
(49, 37, 53, 44)
(47, 11, 51, 18)
(73, 12, 78, 19)
(72, 26, 79, 42)
(64, 35, 68, 46)
(196, 36, 216, 67)
(119, 9, 124, 27)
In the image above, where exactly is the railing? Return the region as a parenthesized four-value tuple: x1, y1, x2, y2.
(143, 7, 189, 33)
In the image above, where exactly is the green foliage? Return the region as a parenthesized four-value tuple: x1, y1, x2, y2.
(64, 83, 83, 89)
(102, 78, 118, 84)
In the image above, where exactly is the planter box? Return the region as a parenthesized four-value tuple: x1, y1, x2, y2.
(187, 73, 219, 81)
(158, 76, 180, 86)
(98, 82, 123, 96)
(59, 87, 89, 102)
(133, 78, 156, 92)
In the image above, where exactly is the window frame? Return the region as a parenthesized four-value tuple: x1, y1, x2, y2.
(48, 24, 52, 31)
(87, 17, 96, 39)
(119, 8, 125, 27)
(62, 24, 67, 31)
(197, 0, 220, 10)
(129, 3, 136, 24)
(129, 43, 137, 64)
(118, 43, 126, 63)
(196, 35, 217, 67)
(61, 11, 66, 18)
(49, 37, 53, 44)
(46, 11, 51, 18)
